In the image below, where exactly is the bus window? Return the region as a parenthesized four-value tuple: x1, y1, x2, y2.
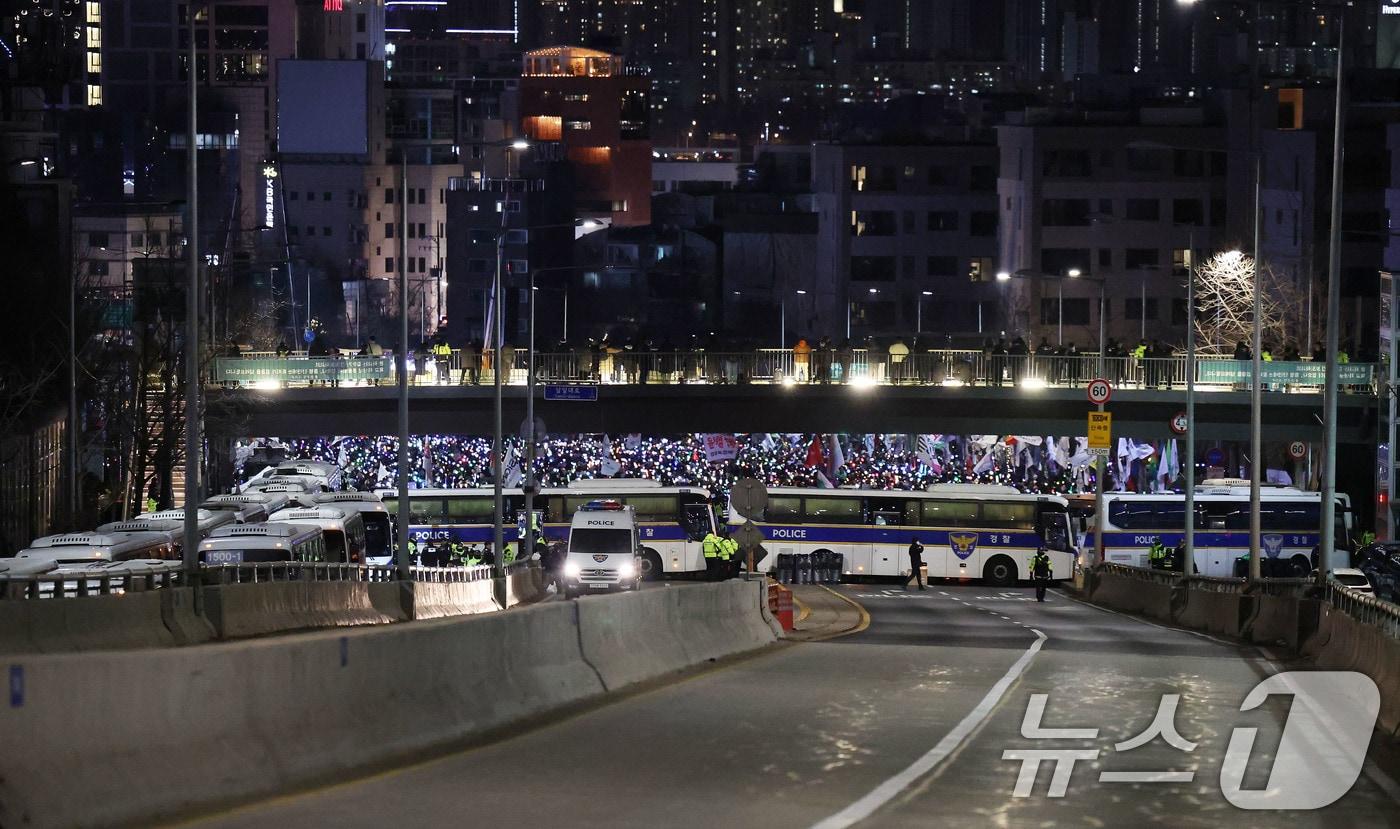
(765, 496, 802, 522)
(444, 497, 493, 523)
(682, 503, 712, 541)
(546, 496, 565, 522)
(625, 495, 679, 524)
(323, 530, 347, 561)
(868, 497, 905, 527)
(921, 500, 977, 527)
(981, 502, 1036, 529)
(1109, 499, 1183, 529)
(346, 516, 367, 562)
(1039, 513, 1073, 551)
(806, 496, 862, 524)
(362, 513, 391, 559)
(410, 498, 445, 524)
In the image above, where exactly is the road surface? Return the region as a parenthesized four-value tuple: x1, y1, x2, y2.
(183, 584, 1400, 828)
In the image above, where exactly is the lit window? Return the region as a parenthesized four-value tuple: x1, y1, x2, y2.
(87, 50, 101, 73)
(87, 84, 103, 106)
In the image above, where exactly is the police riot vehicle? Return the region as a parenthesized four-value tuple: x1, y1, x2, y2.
(561, 500, 642, 599)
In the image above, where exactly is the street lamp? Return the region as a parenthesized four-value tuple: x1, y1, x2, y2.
(917, 290, 933, 334)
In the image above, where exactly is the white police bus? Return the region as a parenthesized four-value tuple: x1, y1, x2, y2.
(198, 523, 328, 564)
(737, 484, 1077, 585)
(1091, 482, 1353, 577)
(314, 492, 393, 565)
(378, 479, 717, 579)
(267, 506, 368, 563)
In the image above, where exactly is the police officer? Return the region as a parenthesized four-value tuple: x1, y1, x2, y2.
(722, 531, 741, 578)
(702, 529, 723, 580)
(1028, 548, 1053, 602)
(905, 536, 926, 591)
(1148, 536, 1168, 569)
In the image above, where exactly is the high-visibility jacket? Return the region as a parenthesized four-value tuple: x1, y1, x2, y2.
(1132, 345, 1147, 360)
(1027, 552, 1053, 578)
(719, 538, 738, 561)
(1149, 541, 1167, 562)
(1262, 351, 1273, 362)
(1339, 351, 1351, 364)
(702, 533, 722, 558)
(503, 543, 516, 564)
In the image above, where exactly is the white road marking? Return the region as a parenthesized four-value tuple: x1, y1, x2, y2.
(809, 627, 1048, 829)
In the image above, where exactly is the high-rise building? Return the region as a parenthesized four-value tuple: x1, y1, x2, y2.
(519, 46, 651, 226)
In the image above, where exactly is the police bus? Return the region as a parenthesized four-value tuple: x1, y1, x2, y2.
(267, 506, 368, 563)
(313, 492, 393, 565)
(242, 460, 345, 492)
(198, 523, 328, 564)
(736, 484, 1077, 585)
(1090, 481, 1353, 577)
(377, 479, 718, 579)
(199, 492, 290, 523)
(13, 531, 177, 566)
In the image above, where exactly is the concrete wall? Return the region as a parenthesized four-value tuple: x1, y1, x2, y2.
(0, 580, 776, 828)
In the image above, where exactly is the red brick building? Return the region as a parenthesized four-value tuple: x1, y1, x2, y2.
(519, 47, 651, 227)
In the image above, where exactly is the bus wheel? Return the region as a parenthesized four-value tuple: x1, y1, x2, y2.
(639, 548, 665, 581)
(983, 556, 1017, 587)
(1288, 555, 1311, 577)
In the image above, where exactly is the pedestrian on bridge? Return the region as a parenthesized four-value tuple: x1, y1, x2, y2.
(459, 339, 479, 385)
(1029, 548, 1053, 602)
(905, 537, 925, 590)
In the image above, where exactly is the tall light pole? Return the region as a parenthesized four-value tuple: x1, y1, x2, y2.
(1185, 231, 1197, 570)
(395, 155, 411, 581)
(182, 3, 202, 589)
(917, 290, 932, 334)
(1248, 153, 1263, 582)
(1321, 22, 1348, 571)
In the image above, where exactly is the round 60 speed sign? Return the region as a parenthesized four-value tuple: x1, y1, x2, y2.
(1087, 378, 1112, 405)
(1289, 441, 1307, 460)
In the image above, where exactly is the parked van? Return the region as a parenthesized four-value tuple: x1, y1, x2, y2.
(561, 500, 641, 599)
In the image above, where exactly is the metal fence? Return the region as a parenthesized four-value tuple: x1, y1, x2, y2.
(211, 349, 1377, 395)
(1325, 581, 1400, 640)
(0, 563, 186, 600)
(200, 562, 401, 584)
(1095, 563, 1312, 597)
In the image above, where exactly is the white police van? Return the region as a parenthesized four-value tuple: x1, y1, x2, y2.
(561, 500, 641, 599)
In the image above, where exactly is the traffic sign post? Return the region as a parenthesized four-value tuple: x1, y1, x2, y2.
(1087, 378, 1112, 405)
(1088, 411, 1112, 456)
(730, 477, 769, 521)
(1170, 412, 1188, 435)
(735, 521, 765, 581)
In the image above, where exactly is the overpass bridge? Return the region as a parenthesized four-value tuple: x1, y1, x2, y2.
(207, 349, 1379, 444)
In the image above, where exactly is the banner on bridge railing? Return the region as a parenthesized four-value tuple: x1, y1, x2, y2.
(1198, 360, 1374, 385)
(213, 356, 393, 383)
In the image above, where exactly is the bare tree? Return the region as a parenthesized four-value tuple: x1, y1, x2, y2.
(1192, 250, 1311, 356)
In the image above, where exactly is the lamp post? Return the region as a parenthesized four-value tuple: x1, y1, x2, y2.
(396, 154, 411, 581)
(1321, 21, 1348, 572)
(183, 3, 203, 591)
(1185, 231, 1197, 569)
(917, 290, 932, 334)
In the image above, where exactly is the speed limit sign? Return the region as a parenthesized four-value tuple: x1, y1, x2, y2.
(1087, 378, 1112, 405)
(1170, 412, 1188, 435)
(1289, 441, 1307, 460)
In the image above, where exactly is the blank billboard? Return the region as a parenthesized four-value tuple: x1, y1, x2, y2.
(277, 60, 369, 155)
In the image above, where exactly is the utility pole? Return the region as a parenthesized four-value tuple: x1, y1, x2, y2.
(1185, 230, 1197, 570)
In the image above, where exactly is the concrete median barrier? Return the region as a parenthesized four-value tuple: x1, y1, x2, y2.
(1174, 589, 1246, 638)
(505, 564, 545, 607)
(0, 591, 177, 654)
(1087, 571, 1174, 622)
(1306, 607, 1400, 738)
(410, 580, 501, 619)
(202, 582, 403, 639)
(0, 581, 778, 828)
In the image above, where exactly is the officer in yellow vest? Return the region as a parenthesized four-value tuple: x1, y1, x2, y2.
(719, 530, 740, 579)
(702, 530, 723, 580)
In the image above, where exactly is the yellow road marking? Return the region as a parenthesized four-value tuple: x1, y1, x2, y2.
(802, 585, 870, 642)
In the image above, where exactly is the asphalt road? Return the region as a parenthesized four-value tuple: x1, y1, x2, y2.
(184, 584, 1400, 828)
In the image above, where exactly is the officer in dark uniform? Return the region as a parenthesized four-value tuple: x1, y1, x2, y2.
(905, 537, 925, 590)
(1029, 548, 1053, 602)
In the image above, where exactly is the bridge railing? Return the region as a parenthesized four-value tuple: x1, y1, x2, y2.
(1325, 581, 1400, 640)
(201, 561, 402, 584)
(209, 349, 1378, 395)
(0, 562, 186, 599)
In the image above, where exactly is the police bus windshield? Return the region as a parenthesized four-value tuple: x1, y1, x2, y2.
(570, 528, 633, 555)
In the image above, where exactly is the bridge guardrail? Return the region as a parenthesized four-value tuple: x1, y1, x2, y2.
(1325, 581, 1400, 640)
(201, 562, 401, 584)
(210, 350, 1378, 395)
(0, 563, 186, 600)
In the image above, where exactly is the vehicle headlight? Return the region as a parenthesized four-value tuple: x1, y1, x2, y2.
(617, 561, 635, 579)
(563, 561, 581, 578)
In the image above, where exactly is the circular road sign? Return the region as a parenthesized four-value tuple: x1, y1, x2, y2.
(730, 477, 769, 521)
(1289, 441, 1307, 460)
(1087, 378, 1113, 405)
(1170, 412, 1188, 435)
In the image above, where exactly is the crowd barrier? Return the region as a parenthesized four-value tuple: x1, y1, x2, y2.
(0, 580, 778, 828)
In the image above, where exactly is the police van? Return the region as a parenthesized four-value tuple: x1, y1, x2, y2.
(561, 500, 641, 599)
